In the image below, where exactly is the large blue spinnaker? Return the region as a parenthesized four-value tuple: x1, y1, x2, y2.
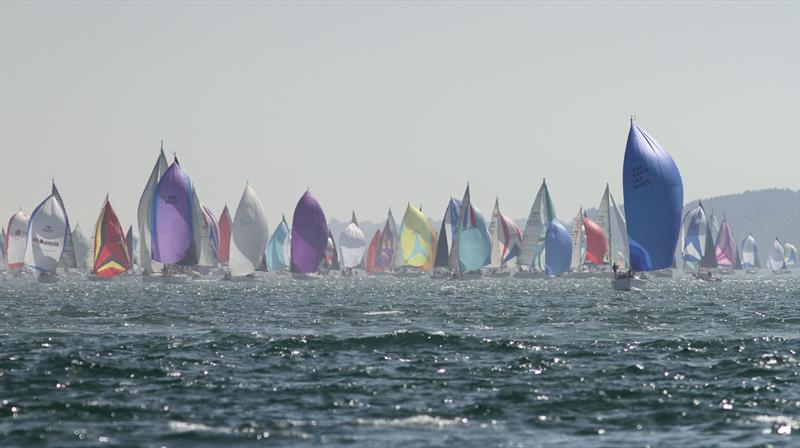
(622, 121, 684, 271)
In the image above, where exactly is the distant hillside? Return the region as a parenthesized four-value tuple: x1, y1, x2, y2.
(327, 189, 799, 266)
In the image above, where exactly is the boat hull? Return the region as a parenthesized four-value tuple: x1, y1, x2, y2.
(611, 276, 646, 291)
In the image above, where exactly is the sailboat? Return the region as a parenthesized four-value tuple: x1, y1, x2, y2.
(49, 183, 78, 272)
(150, 157, 197, 282)
(515, 179, 556, 278)
(613, 119, 683, 291)
(375, 209, 399, 274)
(125, 226, 139, 273)
(767, 238, 785, 273)
(740, 234, 759, 273)
(227, 184, 270, 280)
(217, 205, 232, 266)
(784, 243, 797, 270)
(290, 190, 328, 278)
(340, 212, 367, 276)
(544, 219, 572, 276)
(596, 184, 629, 271)
(5, 211, 29, 272)
(431, 198, 460, 278)
(321, 230, 340, 274)
(486, 198, 522, 277)
(24, 190, 68, 283)
(681, 204, 706, 272)
(450, 184, 492, 279)
(137, 145, 169, 277)
(192, 188, 221, 273)
(568, 208, 607, 278)
(365, 229, 382, 274)
(266, 215, 291, 273)
(72, 224, 91, 270)
(715, 217, 737, 274)
(396, 203, 437, 276)
(88, 196, 130, 280)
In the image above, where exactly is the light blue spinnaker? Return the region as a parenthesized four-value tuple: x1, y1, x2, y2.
(544, 219, 572, 276)
(266, 215, 291, 272)
(455, 185, 492, 272)
(623, 120, 684, 272)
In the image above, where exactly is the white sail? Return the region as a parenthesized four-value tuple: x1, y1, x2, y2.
(137, 147, 169, 274)
(740, 235, 757, 269)
(767, 239, 784, 271)
(388, 209, 403, 268)
(51, 183, 77, 269)
(71, 223, 91, 270)
(569, 207, 585, 270)
(5, 211, 29, 269)
(447, 187, 470, 270)
(229, 184, 270, 276)
(596, 185, 629, 268)
(24, 194, 67, 273)
(191, 188, 218, 267)
(488, 199, 502, 268)
(518, 180, 556, 269)
(340, 212, 366, 269)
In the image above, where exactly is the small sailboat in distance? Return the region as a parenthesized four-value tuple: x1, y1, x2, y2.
(451, 184, 492, 278)
(290, 190, 328, 278)
(715, 217, 736, 273)
(6, 211, 29, 271)
(431, 197, 460, 278)
(150, 156, 197, 281)
(397, 203, 436, 276)
(614, 118, 683, 290)
(487, 198, 522, 277)
(89, 196, 130, 280)
(137, 144, 169, 277)
(740, 234, 759, 272)
(340, 212, 367, 276)
(365, 229, 382, 274)
(544, 219, 572, 276)
(125, 226, 138, 273)
(25, 189, 68, 283)
(227, 184, 270, 280)
(217, 205, 232, 266)
(266, 215, 291, 273)
(516, 179, 556, 278)
(784, 243, 797, 270)
(681, 204, 706, 273)
(767, 238, 785, 273)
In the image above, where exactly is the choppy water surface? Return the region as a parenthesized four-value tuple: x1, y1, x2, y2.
(1, 273, 798, 447)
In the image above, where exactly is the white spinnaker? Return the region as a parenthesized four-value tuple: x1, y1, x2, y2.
(229, 184, 270, 276)
(741, 235, 756, 268)
(340, 222, 367, 269)
(767, 239, 784, 271)
(387, 209, 403, 268)
(6, 211, 29, 269)
(24, 195, 67, 273)
(137, 149, 168, 274)
(191, 188, 217, 267)
(71, 224, 91, 270)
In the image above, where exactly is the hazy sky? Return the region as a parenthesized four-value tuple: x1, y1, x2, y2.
(2, 1, 798, 232)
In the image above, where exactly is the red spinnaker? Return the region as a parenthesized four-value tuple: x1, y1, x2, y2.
(582, 216, 607, 265)
(217, 206, 232, 264)
(365, 230, 382, 273)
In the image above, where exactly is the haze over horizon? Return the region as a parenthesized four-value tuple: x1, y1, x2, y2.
(1, 1, 798, 231)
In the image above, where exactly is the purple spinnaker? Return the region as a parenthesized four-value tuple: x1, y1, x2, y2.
(151, 160, 196, 265)
(290, 190, 328, 274)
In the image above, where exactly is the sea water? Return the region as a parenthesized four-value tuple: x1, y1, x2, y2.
(0, 273, 798, 447)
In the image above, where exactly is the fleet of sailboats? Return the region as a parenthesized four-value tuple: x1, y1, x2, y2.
(3, 124, 796, 285)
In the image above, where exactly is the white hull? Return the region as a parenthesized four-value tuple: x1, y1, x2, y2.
(611, 276, 646, 291)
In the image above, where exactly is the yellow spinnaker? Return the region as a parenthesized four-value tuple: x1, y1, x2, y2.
(399, 204, 434, 267)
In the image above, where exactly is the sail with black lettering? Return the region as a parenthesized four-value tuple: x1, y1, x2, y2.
(622, 120, 684, 271)
(24, 192, 67, 273)
(151, 157, 197, 266)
